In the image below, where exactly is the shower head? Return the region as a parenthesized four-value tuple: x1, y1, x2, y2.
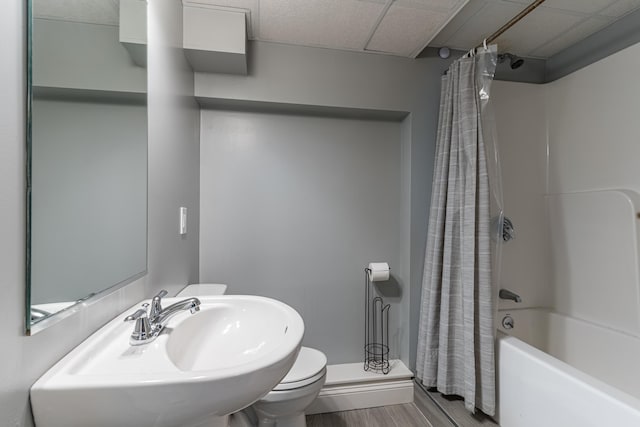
(498, 53, 524, 70)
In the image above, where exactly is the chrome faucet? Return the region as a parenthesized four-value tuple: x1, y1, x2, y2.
(152, 297, 201, 329)
(499, 289, 522, 303)
(125, 290, 201, 345)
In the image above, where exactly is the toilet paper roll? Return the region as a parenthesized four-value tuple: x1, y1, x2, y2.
(368, 262, 390, 282)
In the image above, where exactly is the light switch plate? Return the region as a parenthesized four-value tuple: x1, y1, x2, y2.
(179, 207, 187, 235)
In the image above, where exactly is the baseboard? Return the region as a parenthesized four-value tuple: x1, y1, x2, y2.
(306, 360, 414, 415)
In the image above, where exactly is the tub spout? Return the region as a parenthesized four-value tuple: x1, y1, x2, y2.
(499, 289, 522, 303)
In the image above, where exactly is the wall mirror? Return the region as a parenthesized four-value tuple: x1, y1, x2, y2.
(27, 0, 148, 334)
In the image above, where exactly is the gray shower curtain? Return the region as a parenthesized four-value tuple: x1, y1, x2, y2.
(416, 50, 497, 415)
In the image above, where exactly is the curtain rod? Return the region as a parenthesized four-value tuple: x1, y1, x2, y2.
(477, 0, 547, 48)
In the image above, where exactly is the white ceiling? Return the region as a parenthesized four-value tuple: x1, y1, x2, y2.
(184, 0, 470, 58)
(33, 0, 640, 59)
(187, 0, 640, 59)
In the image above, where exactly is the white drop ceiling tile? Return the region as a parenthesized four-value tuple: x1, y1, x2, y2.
(258, 0, 386, 50)
(529, 16, 612, 57)
(599, 0, 640, 17)
(492, 7, 584, 55)
(429, 0, 490, 46)
(444, 1, 525, 51)
(34, 0, 119, 25)
(504, 0, 616, 15)
(185, 0, 256, 8)
(395, 0, 468, 12)
(366, 3, 449, 56)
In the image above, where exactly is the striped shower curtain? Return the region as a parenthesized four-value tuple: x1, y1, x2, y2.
(416, 48, 498, 416)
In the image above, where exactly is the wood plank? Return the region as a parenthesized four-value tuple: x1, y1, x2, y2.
(413, 384, 456, 427)
(426, 389, 499, 427)
(307, 411, 348, 427)
(307, 403, 434, 427)
(339, 407, 385, 427)
(307, 386, 502, 427)
(385, 403, 433, 427)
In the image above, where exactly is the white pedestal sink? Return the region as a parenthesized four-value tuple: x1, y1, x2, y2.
(31, 295, 304, 427)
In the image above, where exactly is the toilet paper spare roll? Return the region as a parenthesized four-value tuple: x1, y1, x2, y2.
(368, 262, 390, 282)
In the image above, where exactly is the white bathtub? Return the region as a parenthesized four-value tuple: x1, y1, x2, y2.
(496, 308, 640, 427)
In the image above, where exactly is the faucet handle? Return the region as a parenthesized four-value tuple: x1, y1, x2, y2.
(130, 311, 153, 345)
(152, 290, 168, 300)
(124, 302, 150, 322)
(154, 290, 169, 299)
(124, 306, 148, 322)
(150, 290, 169, 320)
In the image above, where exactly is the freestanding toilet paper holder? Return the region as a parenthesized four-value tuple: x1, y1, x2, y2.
(364, 267, 390, 374)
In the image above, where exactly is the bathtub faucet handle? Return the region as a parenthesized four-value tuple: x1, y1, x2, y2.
(499, 289, 522, 303)
(502, 315, 514, 329)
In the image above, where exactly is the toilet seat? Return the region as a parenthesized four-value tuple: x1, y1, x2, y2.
(273, 347, 327, 391)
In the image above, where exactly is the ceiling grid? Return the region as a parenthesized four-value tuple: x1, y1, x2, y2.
(184, 0, 470, 58)
(34, 0, 640, 59)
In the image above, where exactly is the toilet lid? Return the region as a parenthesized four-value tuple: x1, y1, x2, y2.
(273, 347, 327, 391)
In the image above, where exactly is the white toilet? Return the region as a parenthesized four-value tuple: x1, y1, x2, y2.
(178, 284, 327, 427)
(251, 346, 327, 427)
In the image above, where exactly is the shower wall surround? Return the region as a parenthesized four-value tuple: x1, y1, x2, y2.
(493, 41, 640, 333)
(0, 1, 198, 425)
(544, 41, 640, 333)
(492, 81, 551, 310)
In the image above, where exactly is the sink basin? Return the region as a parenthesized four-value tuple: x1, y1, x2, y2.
(31, 295, 304, 427)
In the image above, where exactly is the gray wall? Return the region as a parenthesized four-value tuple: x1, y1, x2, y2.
(146, 0, 200, 295)
(0, 1, 199, 425)
(30, 98, 147, 304)
(0, 5, 145, 424)
(195, 41, 455, 368)
(419, 47, 547, 84)
(200, 110, 402, 363)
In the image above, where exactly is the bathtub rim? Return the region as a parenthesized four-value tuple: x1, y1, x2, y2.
(497, 330, 640, 415)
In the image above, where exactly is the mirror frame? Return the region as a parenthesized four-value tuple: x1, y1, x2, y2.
(25, 0, 33, 334)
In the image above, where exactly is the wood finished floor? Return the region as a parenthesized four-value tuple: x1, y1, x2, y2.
(306, 403, 433, 427)
(426, 390, 498, 427)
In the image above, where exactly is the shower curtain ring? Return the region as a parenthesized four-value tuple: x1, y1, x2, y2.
(483, 38, 488, 50)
